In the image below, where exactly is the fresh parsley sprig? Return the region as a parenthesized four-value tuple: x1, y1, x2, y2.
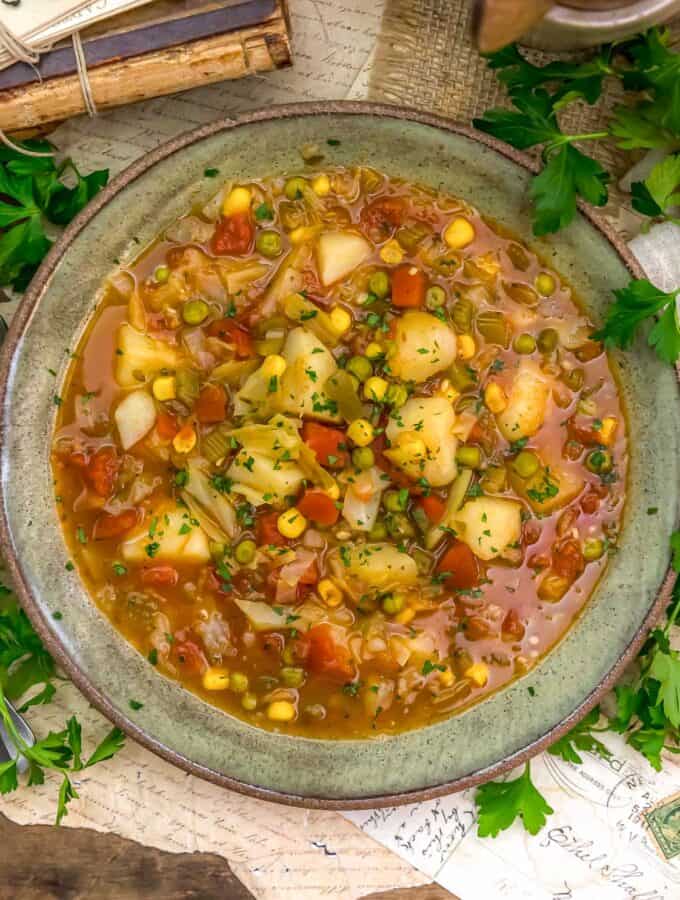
(476, 762, 554, 837)
(0, 140, 108, 291)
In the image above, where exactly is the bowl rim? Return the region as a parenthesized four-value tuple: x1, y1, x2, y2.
(0, 100, 676, 810)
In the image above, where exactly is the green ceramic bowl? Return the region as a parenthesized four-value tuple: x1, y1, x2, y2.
(1, 103, 678, 808)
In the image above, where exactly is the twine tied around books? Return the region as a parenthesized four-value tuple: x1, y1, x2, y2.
(0, 22, 98, 157)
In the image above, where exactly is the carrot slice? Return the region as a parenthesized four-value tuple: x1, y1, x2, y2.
(391, 264, 427, 308)
(301, 422, 348, 468)
(435, 539, 480, 590)
(297, 489, 340, 526)
(195, 384, 227, 424)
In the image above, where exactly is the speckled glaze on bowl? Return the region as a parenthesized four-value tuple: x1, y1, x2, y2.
(1, 103, 678, 808)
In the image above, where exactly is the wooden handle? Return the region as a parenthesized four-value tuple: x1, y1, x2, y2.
(0, 1, 291, 132)
(472, 0, 556, 52)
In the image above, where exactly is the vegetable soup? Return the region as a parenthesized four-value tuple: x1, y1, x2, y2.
(52, 166, 626, 737)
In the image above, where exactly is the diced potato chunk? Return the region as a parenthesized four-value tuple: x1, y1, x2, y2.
(454, 497, 522, 561)
(519, 464, 584, 516)
(316, 231, 372, 286)
(389, 311, 457, 383)
(277, 327, 340, 421)
(115, 324, 180, 388)
(338, 542, 418, 591)
(114, 390, 157, 450)
(121, 504, 210, 564)
(385, 397, 458, 487)
(496, 362, 550, 441)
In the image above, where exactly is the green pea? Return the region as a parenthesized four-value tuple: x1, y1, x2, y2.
(586, 449, 613, 474)
(346, 355, 373, 382)
(182, 299, 209, 325)
(368, 271, 390, 299)
(382, 593, 405, 615)
(583, 538, 605, 561)
(352, 447, 375, 470)
(256, 230, 282, 258)
(280, 666, 305, 688)
(537, 328, 559, 353)
(513, 333, 536, 355)
(384, 490, 406, 513)
(512, 450, 540, 479)
(386, 513, 415, 539)
(154, 265, 170, 283)
(386, 382, 409, 407)
(230, 672, 249, 694)
(284, 177, 307, 200)
(425, 285, 446, 309)
(368, 520, 387, 541)
(234, 539, 256, 565)
(241, 693, 258, 711)
(456, 445, 482, 468)
(209, 541, 226, 562)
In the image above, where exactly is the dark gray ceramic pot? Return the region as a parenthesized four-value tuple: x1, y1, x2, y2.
(0, 103, 678, 808)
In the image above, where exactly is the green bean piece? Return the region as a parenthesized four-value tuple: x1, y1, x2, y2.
(561, 367, 584, 391)
(512, 450, 540, 479)
(452, 297, 474, 334)
(154, 265, 170, 283)
(513, 333, 536, 355)
(386, 513, 415, 539)
(583, 538, 605, 561)
(396, 222, 430, 251)
(182, 299, 210, 325)
(255, 230, 282, 258)
(448, 361, 477, 392)
(432, 254, 461, 277)
(203, 424, 233, 463)
(426, 285, 446, 309)
(537, 328, 559, 353)
(234, 539, 257, 565)
(368, 520, 387, 541)
(254, 335, 285, 356)
(352, 447, 375, 470)
(368, 270, 391, 299)
(504, 282, 538, 307)
(477, 310, 510, 347)
(175, 367, 200, 408)
(324, 370, 364, 422)
(382, 593, 405, 615)
(412, 548, 432, 574)
(456, 445, 482, 468)
(346, 355, 373, 383)
(480, 464, 507, 494)
(411, 505, 430, 535)
(586, 449, 613, 474)
(284, 176, 307, 201)
(386, 382, 409, 408)
(280, 666, 305, 688)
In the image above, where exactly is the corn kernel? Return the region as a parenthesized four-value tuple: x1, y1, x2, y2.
(444, 217, 475, 250)
(465, 662, 489, 687)
(439, 667, 455, 688)
(277, 507, 307, 539)
(329, 306, 352, 335)
(229, 672, 249, 694)
(535, 272, 556, 296)
(202, 667, 230, 691)
(457, 334, 476, 360)
(312, 174, 331, 196)
(318, 578, 343, 607)
(173, 424, 197, 454)
(260, 354, 287, 378)
(325, 481, 340, 500)
(599, 416, 618, 446)
(289, 225, 322, 244)
(395, 607, 416, 626)
(365, 342, 384, 360)
(364, 376, 388, 402)
(347, 418, 375, 447)
(152, 375, 176, 402)
(267, 700, 296, 722)
(484, 382, 507, 414)
(379, 239, 404, 265)
(222, 186, 252, 216)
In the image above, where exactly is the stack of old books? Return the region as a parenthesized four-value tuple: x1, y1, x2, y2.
(0, 0, 292, 132)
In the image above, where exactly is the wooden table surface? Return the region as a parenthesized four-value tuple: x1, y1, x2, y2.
(1, 811, 455, 900)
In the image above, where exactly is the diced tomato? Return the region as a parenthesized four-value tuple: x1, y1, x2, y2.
(552, 539, 585, 582)
(93, 507, 139, 540)
(581, 484, 607, 514)
(416, 494, 446, 524)
(297, 489, 340, 526)
(141, 565, 179, 587)
(256, 510, 287, 547)
(173, 639, 208, 675)
(156, 411, 179, 441)
(298, 559, 319, 585)
(206, 318, 253, 358)
(360, 196, 406, 238)
(464, 616, 491, 641)
(391, 265, 427, 308)
(436, 539, 480, 590)
(211, 212, 254, 256)
(83, 446, 119, 498)
(502, 609, 525, 641)
(301, 422, 348, 469)
(195, 384, 227, 424)
(467, 421, 486, 445)
(303, 623, 354, 681)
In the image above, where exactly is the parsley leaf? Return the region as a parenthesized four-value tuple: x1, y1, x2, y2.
(475, 763, 554, 837)
(548, 706, 612, 764)
(531, 144, 609, 235)
(631, 153, 680, 220)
